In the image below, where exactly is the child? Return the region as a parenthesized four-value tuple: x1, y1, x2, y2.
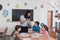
(14, 25, 21, 40)
(32, 21, 40, 32)
(40, 25, 49, 35)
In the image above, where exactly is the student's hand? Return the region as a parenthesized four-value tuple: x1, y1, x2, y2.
(40, 28, 43, 33)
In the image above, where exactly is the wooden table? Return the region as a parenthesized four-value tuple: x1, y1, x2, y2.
(17, 32, 56, 40)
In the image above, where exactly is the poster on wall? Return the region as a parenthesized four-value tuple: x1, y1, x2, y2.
(41, 4, 44, 8)
(16, 3, 19, 8)
(2, 10, 9, 17)
(24, 2, 27, 6)
(7, 19, 10, 22)
(34, 7, 37, 9)
(7, 3, 10, 6)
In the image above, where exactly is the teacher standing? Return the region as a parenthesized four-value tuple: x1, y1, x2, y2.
(20, 11, 31, 33)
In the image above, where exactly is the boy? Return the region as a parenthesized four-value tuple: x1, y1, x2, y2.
(32, 21, 40, 32)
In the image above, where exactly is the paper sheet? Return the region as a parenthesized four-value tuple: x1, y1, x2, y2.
(23, 38, 31, 40)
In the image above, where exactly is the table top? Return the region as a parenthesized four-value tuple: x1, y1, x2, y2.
(17, 32, 56, 40)
(0, 27, 7, 33)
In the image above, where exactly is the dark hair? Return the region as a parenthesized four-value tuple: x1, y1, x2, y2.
(35, 21, 39, 25)
(15, 25, 20, 31)
(42, 25, 48, 31)
(24, 10, 31, 19)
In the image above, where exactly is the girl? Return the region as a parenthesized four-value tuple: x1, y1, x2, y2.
(15, 25, 21, 34)
(40, 25, 49, 35)
(14, 25, 21, 40)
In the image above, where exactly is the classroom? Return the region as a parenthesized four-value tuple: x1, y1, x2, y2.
(0, 0, 60, 40)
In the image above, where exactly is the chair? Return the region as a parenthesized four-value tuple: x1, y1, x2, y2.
(0, 28, 7, 40)
(5, 30, 15, 40)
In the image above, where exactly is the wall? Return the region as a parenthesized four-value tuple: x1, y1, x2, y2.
(0, 0, 59, 35)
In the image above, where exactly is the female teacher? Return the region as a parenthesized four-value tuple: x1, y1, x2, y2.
(20, 11, 31, 33)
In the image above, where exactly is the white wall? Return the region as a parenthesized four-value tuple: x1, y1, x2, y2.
(0, 0, 60, 35)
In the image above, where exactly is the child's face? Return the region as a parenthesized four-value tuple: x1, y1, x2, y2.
(17, 28, 21, 31)
(34, 23, 38, 26)
(41, 27, 45, 31)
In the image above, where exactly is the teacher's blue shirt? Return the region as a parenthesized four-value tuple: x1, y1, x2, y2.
(32, 26, 40, 32)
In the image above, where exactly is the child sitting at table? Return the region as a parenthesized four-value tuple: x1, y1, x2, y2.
(14, 25, 21, 40)
(32, 21, 40, 32)
(40, 25, 49, 35)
